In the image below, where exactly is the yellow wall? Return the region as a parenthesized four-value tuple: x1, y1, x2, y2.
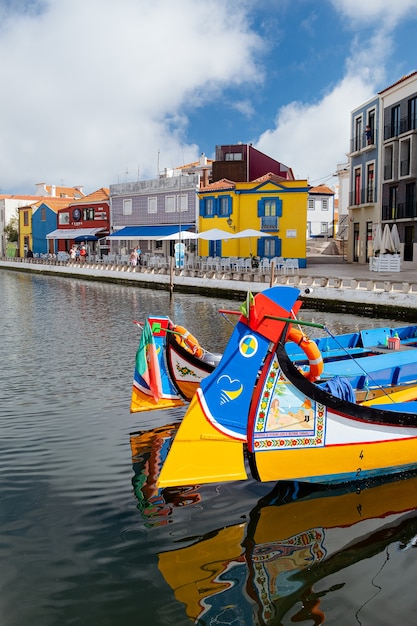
(18, 207, 33, 256)
(198, 179, 308, 264)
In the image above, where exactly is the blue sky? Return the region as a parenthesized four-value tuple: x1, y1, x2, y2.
(1, 0, 417, 194)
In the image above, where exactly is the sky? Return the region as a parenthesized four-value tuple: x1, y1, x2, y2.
(1, 0, 417, 195)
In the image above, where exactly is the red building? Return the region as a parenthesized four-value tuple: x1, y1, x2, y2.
(47, 188, 110, 254)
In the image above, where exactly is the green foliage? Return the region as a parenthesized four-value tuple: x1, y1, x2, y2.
(4, 216, 18, 242)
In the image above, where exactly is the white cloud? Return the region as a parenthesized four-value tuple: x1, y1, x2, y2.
(255, 0, 417, 184)
(330, 0, 417, 26)
(0, 0, 263, 193)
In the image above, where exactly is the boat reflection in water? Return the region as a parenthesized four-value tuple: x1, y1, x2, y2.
(157, 473, 417, 624)
(130, 423, 201, 527)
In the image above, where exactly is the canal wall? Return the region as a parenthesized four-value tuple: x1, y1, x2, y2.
(1, 257, 417, 321)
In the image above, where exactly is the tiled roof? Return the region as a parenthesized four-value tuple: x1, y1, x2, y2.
(70, 188, 110, 204)
(378, 71, 417, 95)
(251, 172, 289, 184)
(200, 178, 236, 191)
(33, 198, 73, 211)
(44, 185, 85, 198)
(309, 184, 335, 195)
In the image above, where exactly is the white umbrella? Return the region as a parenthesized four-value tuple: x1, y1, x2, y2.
(372, 223, 382, 256)
(391, 224, 401, 253)
(197, 228, 233, 240)
(381, 223, 395, 254)
(160, 230, 198, 240)
(230, 228, 269, 239)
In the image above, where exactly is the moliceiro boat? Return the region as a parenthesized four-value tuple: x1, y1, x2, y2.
(157, 285, 417, 487)
(130, 316, 221, 412)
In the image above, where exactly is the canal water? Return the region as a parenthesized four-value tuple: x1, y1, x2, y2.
(2, 269, 417, 626)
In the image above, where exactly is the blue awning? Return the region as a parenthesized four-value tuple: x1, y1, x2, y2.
(108, 225, 193, 240)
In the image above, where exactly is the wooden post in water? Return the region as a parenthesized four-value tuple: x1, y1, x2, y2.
(169, 256, 174, 298)
(269, 261, 275, 288)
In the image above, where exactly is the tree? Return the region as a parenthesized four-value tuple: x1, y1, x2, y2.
(4, 215, 18, 242)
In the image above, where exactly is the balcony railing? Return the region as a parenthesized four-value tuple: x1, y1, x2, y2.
(350, 129, 377, 153)
(384, 115, 417, 140)
(349, 188, 375, 206)
(260, 216, 279, 231)
(382, 202, 417, 220)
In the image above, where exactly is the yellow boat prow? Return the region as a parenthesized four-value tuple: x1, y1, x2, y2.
(157, 392, 247, 487)
(130, 385, 185, 412)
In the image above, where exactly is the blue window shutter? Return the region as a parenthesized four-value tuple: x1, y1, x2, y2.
(276, 198, 282, 217)
(275, 237, 282, 255)
(257, 198, 265, 216)
(199, 199, 205, 216)
(257, 238, 264, 257)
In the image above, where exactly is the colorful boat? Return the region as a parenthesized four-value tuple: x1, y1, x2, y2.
(157, 285, 417, 487)
(130, 316, 221, 412)
(157, 472, 417, 624)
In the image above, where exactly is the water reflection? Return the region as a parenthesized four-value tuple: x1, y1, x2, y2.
(156, 472, 417, 625)
(130, 424, 202, 527)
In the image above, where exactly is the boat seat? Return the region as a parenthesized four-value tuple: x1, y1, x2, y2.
(316, 332, 360, 352)
(360, 328, 391, 348)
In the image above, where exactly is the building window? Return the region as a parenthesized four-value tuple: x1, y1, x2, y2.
(391, 105, 400, 137)
(321, 222, 328, 234)
(178, 194, 188, 212)
(83, 207, 95, 220)
(321, 198, 328, 211)
(354, 116, 362, 151)
(366, 163, 374, 203)
(201, 197, 215, 217)
(225, 152, 243, 161)
(59, 212, 69, 225)
(406, 183, 415, 218)
(123, 199, 132, 215)
(354, 167, 361, 205)
(308, 199, 314, 210)
(409, 97, 417, 131)
(367, 109, 375, 144)
(389, 186, 398, 220)
(400, 138, 411, 176)
(148, 197, 157, 214)
(23, 211, 28, 226)
(264, 199, 278, 216)
(219, 196, 231, 216)
(41, 207, 46, 221)
(384, 145, 393, 180)
(165, 196, 176, 213)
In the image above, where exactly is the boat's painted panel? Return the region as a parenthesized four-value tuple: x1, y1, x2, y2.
(193, 287, 302, 440)
(131, 316, 185, 412)
(253, 438, 417, 483)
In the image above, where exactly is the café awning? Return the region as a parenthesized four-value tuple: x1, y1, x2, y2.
(108, 225, 193, 240)
(46, 228, 107, 240)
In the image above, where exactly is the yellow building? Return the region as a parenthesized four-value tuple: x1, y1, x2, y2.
(18, 204, 34, 256)
(198, 173, 309, 267)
